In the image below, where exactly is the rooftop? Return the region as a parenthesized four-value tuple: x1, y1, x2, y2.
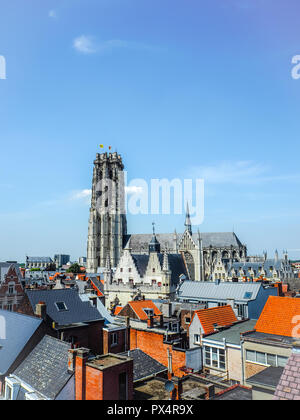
(119, 349, 167, 382)
(247, 366, 284, 390)
(87, 354, 131, 370)
(192, 305, 238, 335)
(255, 296, 300, 337)
(203, 319, 256, 346)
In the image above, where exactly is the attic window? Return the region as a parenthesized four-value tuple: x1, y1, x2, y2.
(55, 301, 68, 311)
(243, 292, 253, 299)
(143, 308, 154, 317)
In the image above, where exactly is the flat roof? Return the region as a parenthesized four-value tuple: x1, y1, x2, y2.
(87, 354, 131, 370)
(202, 319, 256, 346)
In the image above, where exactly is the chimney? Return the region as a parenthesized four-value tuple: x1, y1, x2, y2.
(162, 302, 172, 318)
(35, 302, 47, 320)
(75, 348, 90, 400)
(159, 314, 164, 327)
(147, 314, 154, 328)
(171, 376, 183, 400)
(68, 349, 77, 373)
(205, 384, 215, 400)
(89, 296, 97, 307)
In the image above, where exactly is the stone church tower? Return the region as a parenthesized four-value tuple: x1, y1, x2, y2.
(87, 152, 127, 272)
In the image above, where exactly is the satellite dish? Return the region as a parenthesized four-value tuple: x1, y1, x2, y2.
(165, 380, 175, 392)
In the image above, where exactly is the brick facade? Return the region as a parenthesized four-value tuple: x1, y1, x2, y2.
(0, 265, 25, 311)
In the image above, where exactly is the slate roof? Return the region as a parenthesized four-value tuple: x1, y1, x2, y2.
(125, 232, 243, 252)
(0, 262, 12, 283)
(0, 310, 42, 375)
(273, 347, 300, 400)
(79, 293, 114, 325)
(177, 281, 262, 303)
(192, 305, 238, 335)
(26, 289, 103, 326)
(132, 253, 188, 285)
(119, 349, 167, 381)
(26, 257, 53, 263)
(13, 335, 73, 400)
(255, 296, 300, 338)
(247, 366, 284, 389)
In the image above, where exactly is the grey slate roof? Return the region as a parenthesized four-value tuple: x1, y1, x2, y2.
(0, 310, 42, 375)
(119, 349, 167, 381)
(79, 293, 115, 325)
(13, 335, 72, 400)
(247, 366, 284, 389)
(125, 232, 243, 252)
(26, 257, 53, 263)
(26, 288, 103, 326)
(0, 262, 12, 283)
(177, 281, 262, 303)
(132, 253, 188, 285)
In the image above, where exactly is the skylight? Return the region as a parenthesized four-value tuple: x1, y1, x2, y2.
(55, 301, 68, 311)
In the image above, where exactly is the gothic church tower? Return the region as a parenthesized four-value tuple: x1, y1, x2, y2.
(87, 152, 127, 272)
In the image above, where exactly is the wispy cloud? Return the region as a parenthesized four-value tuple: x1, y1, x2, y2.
(73, 35, 158, 55)
(190, 161, 300, 185)
(48, 10, 57, 19)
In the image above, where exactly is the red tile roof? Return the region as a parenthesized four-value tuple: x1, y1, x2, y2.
(255, 296, 300, 337)
(114, 306, 123, 316)
(128, 300, 162, 321)
(191, 305, 238, 335)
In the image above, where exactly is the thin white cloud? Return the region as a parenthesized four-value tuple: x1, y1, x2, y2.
(73, 36, 97, 54)
(71, 189, 92, 200)
(73, 35, 157, 55)
(190, 161, 300, 185)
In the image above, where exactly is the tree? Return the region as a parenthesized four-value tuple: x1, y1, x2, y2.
(66, 263, 82, 274)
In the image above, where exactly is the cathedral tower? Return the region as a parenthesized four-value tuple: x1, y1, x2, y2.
(87, 152, 127, 272)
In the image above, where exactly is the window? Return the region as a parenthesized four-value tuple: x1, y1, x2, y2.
(111, 332, 118, 346)
(152, 268, 155, 273)
(144, 308, 154, 317)
(185, 317, 191, 324)
(55, 301, 68, 311)
(6, 303, 13, 311)
(120, 268, 123, 273)
(128, 268, 132, 273)
(204, 346, 225, 370)
(194, 334, 201, 344)
(246, 350, 288, 368)
(8, 285, 14, 294)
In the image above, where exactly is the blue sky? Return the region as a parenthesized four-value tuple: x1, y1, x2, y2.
(1, 0, 300, 262)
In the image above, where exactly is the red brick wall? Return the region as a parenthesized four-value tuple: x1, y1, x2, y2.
(0, 265, 25, 311)
(76, 358, 133, 400)
(103, 329, 127, 354)
(129, 328, 186, 377)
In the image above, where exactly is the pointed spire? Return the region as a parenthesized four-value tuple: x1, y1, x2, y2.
(184, 202, 192, 234)
(149, 222, 160, 253)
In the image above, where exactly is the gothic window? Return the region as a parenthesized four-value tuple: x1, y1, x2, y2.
(184, 252, 195, 280)
(152, 268, 155, 273)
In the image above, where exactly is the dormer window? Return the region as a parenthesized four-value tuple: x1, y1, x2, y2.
(144, 308, 154, 317)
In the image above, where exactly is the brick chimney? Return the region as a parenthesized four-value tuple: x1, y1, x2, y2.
(171, 376, 183, 400)
(75, 348, 90, 400)
(35, 302, 46, 320)
(147, 314, 154, 328)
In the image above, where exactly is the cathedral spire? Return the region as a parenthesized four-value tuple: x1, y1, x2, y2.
(184, 202, 192, 234)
